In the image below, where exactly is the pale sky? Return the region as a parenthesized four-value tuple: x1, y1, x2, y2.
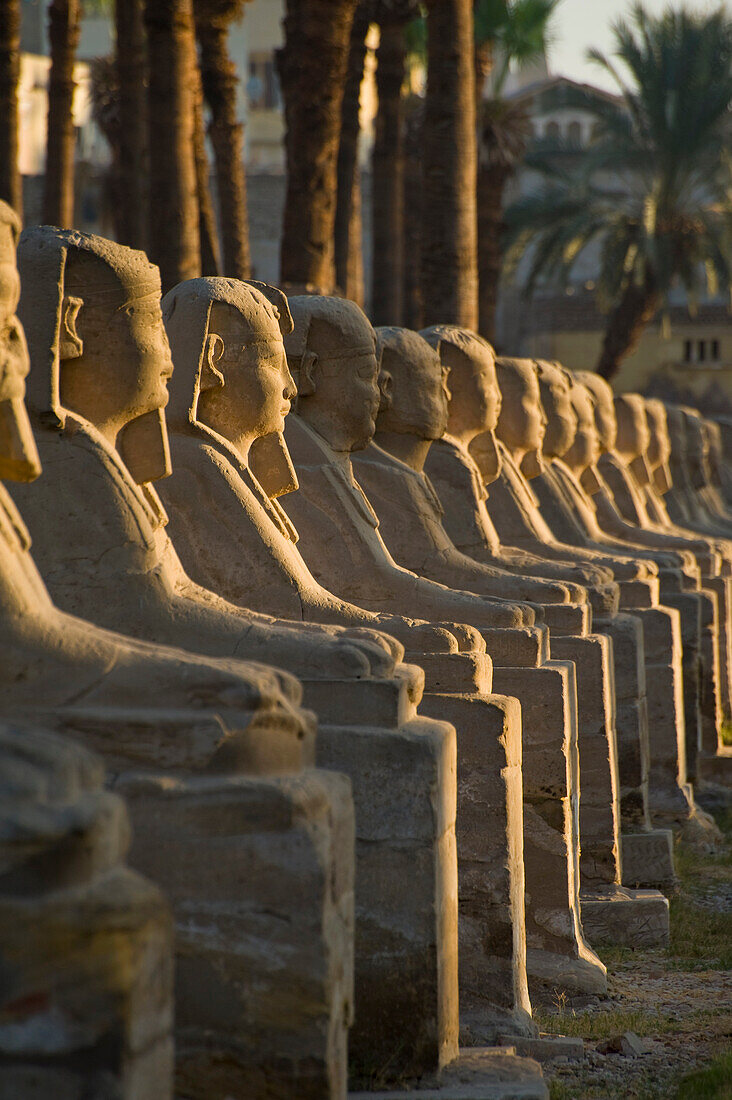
(547, 0, 731, 90)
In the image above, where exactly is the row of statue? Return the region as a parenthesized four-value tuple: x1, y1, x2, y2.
(1, 198, 730, 1099)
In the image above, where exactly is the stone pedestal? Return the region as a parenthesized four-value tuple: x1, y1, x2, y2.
(491, 662, 607, 1003)
(118, 768, 354, 1100)
(581, 886, 670, 948)
(549, 633, 620, 888)
(316, 714, 459, 1081)
(420, 687, 534, 1044)
(632, 604, 694, 823)
(0, 725, 174, 1100)
(621, 829, 677, 889)
(352, 1047, 549, 1100)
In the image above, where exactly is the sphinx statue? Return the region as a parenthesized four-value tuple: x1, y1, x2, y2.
(609, 393, 732, 786)
(0, 205, 356, 1098)
(152, 275, 471, 1074)
(354, 328, 622, 893)
(527, 363, 718, 836)
(11, 226, 404, 690)
(0, 722, 173, 1099)
(279, 296, 609, 1002)
(483, 358, 687, 884)
(382, 326, 669, 943)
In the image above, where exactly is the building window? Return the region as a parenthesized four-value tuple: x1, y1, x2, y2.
(568, 120, 582, 145)
(711, 339, 720, 361)
(545, 120, 560, 140)
(247, 52, 281, 110)
(684, 339, 693, 363)
(698, 340, 706, 362)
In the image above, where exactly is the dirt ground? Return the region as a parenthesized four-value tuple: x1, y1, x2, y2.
(542, 803, 732, 1100)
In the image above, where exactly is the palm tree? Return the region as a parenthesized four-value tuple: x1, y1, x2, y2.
(504, 4, 732, 381)
(420, 0, 478, 329)
(115, 0, 147, 248)
(191, 46, 221, 275)
(144, 0, 200, 290)
(277, 0, 359, 289)
(194, 0, 251, 278)
(0, 0, 22, 216)
(43, 0, 82, 227)
(474, 0, 559, 340)
(334, 1, 372, 304)
(370, 0, 420, 325)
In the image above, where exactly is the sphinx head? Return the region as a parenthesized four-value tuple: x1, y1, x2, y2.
(17, 228, 173, 477)
(535, 360, 577, 460)
(163, 277, 296, 463)
(642, 399, 673, 494)
(0, 201, 41, 483)
(613, 393, 653, 485)
(494, 356, 547, 459)
(284, 296, 380, 454)
(575, 371, 617, 453)
(681, 407, 709, 490)
(374, 327, 449, 442)
(420, 326, 500, 444)
(562, 375, 601, 475)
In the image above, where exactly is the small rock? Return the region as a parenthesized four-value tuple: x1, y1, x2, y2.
(596, 1031, 648, 1057)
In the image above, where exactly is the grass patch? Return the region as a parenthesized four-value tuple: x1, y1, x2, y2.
(677, 1051, 732, 1099)
(534, 1007, 701, 1041)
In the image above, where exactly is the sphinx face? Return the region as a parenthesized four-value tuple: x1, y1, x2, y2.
(60, 265, 173, 440)
(199, 301, 296, 447)
(495, 359, 546, 454)
(0, 220, 41, 482)
(446, 339, 501, 439)
(614, 396, 650, 462)
(579, 374, 617, 452)
(537, 363, 577, 459)
(563, 384, 601, 473)
(305, 334, 381, 454)
(379, 336, 449, 442)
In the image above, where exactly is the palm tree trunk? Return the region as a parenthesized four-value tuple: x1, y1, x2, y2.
(145, 0, 200, 291)
(0, 0, 22, 216)
(371, 17, 406, 326)
(196, 14, 250, 278)
(420, 0, 478, 329)
(334, 3, 370, 303)
(401, 94, 423, 330)
(191, 55, 221, 275)
(477, 159, 510, 342)
(115, 0, 147, 248)
(277, 0, 358, 289)
(43, 0, 81, 227)
(596, 272, 659, 381)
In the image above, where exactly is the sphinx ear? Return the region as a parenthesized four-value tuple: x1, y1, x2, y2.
(298, 348, 318, 396)
(378, 368, 393, 413)
(199, 333, 225, 393)
(59, 295, 83, 360)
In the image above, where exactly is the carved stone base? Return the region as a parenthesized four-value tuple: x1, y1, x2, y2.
(316, 717, 459, 1082)
(580, 885, 670, 948)
(621, 829, 676, 889)
(117, 769, 355, 1100)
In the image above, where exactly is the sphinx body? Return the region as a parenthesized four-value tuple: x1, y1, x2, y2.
(152, 275, 471, 1073)
(278, 297, 611, 1001)
(0, 211, 357, 1099)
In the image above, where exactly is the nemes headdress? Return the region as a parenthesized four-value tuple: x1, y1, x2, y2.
(284, 295, 376, 393)
(16, 226, 168, 484)
(162, 277, 298, 501)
